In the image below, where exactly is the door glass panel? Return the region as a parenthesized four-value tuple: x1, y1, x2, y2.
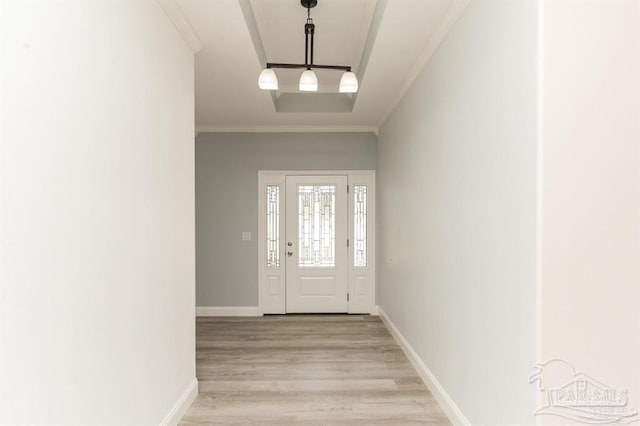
(266, 185, 280, 268)
(353, 185, 367, 267)
(298, 185, 336, 268)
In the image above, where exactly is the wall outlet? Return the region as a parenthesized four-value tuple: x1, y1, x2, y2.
(242, 232, 252, 241)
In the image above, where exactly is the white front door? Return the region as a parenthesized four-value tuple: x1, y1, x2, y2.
(285, 175, 348, 313)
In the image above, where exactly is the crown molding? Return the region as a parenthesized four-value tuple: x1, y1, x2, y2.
(157, 0, 203, 53)
(195, 125, 379, 135)
(375, 0, 471, 130)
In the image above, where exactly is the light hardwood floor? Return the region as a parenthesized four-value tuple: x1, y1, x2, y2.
(180, 315, 450, 425)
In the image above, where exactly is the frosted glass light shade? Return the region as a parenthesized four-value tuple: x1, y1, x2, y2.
(339, 71, 358, 93)
(299, 69, 318, 92)
(258, 68, 278, 90)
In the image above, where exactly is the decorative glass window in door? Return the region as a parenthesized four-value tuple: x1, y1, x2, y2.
(266, 185, 280, 268)
(298, 185, 336, 268)
(353, 185, 367, 267)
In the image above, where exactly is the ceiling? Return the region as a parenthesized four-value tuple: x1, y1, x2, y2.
(163, 0, 469, 133)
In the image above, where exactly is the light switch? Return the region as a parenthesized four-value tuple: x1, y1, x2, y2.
(242, 232, 252, 241)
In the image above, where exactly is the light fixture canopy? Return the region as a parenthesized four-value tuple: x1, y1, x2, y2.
(299, 69, 318, 92)
(339, 71, 358, 93)
(257, 0, 358, 93)
(258, 68, 278, 90)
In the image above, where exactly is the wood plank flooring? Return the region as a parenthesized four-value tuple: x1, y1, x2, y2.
(180, 315, 450, 425)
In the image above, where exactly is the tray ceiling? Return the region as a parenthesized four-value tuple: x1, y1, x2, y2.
(169, 0, 469, 132)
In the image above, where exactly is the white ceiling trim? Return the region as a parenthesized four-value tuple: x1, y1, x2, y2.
(349, 0, 387, 107)
(196, 125, 378, 135)
(375, 0, 471, 130)
(248, 0, 270, 60)
(157, 0, 203, 53)
(352, 0, 378, 74)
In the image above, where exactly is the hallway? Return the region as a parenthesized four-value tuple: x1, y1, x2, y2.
(181, 315, 450, 425)
(2, 1, 638, 424)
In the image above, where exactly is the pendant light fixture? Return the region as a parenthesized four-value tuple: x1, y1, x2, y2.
(258, 68, 278, 90)
(257, 0, 358, 93)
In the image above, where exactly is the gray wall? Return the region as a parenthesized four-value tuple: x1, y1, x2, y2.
(196, 132, 377, 307)
(377, 0, 537, 424)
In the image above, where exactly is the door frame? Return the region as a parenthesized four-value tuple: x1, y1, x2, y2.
(258, 170, 376, 315)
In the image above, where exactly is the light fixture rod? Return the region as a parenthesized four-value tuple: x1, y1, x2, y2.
(304, 33, 308, 66)
(266, 63, 351, 72)
(310, 24, 314, 66)
(304, 22, 309, 65)
(304, 17, 315, 68)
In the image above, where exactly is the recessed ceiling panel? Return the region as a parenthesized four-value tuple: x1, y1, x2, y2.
(244, 0, 380, 112)
(176, 0, 464, 129)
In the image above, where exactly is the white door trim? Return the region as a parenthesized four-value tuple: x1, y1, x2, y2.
(258, 170, 376, 315)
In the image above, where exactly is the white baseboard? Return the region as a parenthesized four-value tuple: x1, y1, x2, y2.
(378, 307, 470, 426)
(160, 377, 198, 426)
(196, 306, 262, 317)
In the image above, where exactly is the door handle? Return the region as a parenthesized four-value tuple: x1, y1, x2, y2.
(287, 251, 293, 257)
